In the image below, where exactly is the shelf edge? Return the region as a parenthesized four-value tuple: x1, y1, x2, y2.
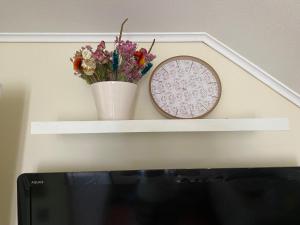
(31, 118, 289, 134)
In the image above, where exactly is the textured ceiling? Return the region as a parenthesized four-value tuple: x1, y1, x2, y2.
(0, 0, 299, 93)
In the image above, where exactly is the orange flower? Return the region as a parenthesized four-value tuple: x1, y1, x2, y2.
(134, 50, 146, 67)
(73, 57, 83, 72)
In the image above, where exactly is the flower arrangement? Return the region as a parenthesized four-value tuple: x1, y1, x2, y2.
(70, 19, 156, 84)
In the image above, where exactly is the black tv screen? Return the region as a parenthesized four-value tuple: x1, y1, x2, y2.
(17, 167, 300, 225)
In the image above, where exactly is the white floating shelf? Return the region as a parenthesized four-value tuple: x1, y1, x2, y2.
(31, 118, 289, 134)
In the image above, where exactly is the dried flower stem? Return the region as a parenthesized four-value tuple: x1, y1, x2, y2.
(88, 75, 96, 84)
(89, 76, 94, 84)
(114, 18, 128, 81)
(148, 39, 156, 53)
(119, 18, 128, 43)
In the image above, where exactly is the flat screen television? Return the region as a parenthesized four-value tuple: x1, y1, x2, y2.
(17, 167, 300, 225)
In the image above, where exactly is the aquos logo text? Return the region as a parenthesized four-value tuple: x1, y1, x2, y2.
(31, 180, 45, 185)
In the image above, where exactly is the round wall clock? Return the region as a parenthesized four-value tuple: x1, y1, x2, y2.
(149, 56, 222, 119)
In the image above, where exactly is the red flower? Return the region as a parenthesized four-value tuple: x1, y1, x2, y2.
(73, 57, 83, 72)
(134, 49, 146, 67)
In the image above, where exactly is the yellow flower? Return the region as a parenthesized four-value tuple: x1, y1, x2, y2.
(82, 59, 96, 76)
(82, 49, 92, 60)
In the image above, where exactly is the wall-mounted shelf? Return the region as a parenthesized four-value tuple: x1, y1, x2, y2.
(31, 118, 289, 134)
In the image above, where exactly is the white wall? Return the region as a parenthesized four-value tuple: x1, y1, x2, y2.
(0, 41, 299, 224)
(0, 0, 299, 93)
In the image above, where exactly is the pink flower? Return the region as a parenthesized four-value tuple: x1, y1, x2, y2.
(146, 53, 156, 62)
(117, 40, 137, 59)
(92, 41, 111, 64)
(97, 41, 105, 50)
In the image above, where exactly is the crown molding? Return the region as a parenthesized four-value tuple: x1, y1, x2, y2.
(0, 32, 299, 107)
(0, 32, 208, 43)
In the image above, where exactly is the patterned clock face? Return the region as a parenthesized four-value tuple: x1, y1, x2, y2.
(149, 56, 221, 118)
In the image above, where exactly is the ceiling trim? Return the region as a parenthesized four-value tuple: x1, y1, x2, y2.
(0, 32, 299, 107)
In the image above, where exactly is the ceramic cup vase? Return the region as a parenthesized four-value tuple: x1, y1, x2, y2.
(91, 81, 137, 120)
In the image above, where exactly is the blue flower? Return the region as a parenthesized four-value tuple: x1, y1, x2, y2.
(141, 63, 153, 76)
(112, 50, 119, 72)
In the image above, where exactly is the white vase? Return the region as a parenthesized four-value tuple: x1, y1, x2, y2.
(91, 81, 137, 120)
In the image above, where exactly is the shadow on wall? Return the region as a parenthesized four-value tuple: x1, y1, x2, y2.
(35, 131, 298, 173)
(0, 85, 29, 225)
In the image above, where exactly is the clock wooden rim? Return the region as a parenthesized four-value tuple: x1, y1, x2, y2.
(149, 55, 222, 119)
